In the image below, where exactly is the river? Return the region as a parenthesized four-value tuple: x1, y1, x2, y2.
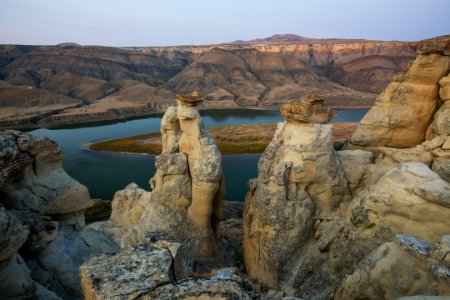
(29, 108, 367, 201)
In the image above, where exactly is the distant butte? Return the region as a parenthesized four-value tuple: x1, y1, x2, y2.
(228, 33, 371, 45)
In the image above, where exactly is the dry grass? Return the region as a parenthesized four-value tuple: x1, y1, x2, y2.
(89, 122, 358, 155)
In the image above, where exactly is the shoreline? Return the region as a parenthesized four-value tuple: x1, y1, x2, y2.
(81, 142, 153, 157)
(82, 143, 265, 157)
(84, 122, 358, 156)
(2, 104, 371, 131)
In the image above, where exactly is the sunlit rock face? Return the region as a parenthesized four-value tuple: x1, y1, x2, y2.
(349, 36, 450, 148)
(243, 95, 351, 289)
(107, 92, 224, 261)
(242, 35, 450, 300)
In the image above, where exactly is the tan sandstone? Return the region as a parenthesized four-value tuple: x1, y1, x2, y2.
(100, 92, 224, 262)
(243, 96, 351, 289)
(350, 54, 450, 148)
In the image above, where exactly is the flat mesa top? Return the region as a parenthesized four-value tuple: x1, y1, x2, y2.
(176, 92, 203, 107)
(280, 94, 335, 124)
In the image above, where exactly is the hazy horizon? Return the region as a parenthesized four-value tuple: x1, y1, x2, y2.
(1, 0, 449, 47)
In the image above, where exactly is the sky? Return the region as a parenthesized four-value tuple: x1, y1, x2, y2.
(0, 0, 449, 47)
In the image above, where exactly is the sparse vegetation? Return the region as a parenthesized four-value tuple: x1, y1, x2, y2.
(88, 123, 357, 155)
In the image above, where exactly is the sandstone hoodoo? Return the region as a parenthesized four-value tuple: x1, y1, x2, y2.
(242, 35, 450, 299)
(79, 94, 264, 299)
(97, 92, 224, 261)
(243, 94, 351, 288)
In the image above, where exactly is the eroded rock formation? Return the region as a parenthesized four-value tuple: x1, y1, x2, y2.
(0, 130, 117, 299)
(80, 242, 258, 300)
(349, 36, 450, 148)
(243, 95, 351, 288)
(242, 35, 450, 299)
(98, 92, 224, 262)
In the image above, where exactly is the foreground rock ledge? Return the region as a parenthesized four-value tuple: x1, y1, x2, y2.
(0, 130, 118, 299)
(80, 244, 258, 300)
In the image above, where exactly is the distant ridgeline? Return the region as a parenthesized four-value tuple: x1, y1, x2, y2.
(0, 34, 415, 128)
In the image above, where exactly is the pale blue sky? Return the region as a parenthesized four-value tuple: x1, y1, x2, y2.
(0, 0, 449, 46)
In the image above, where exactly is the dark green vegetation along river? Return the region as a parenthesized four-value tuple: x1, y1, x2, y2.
(29, 109, 368, 201)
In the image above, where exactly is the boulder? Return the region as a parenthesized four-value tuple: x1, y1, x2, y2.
(80, 245, 173, 300)
(336, 234, 450, 299)
(350, 163, 450, 242)
(11, 209, 59, 252)
(30, 226, 118, 298)
(80, 242, 258, 300)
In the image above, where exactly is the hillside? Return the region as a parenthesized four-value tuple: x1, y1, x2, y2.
(0, 35, 416, 128)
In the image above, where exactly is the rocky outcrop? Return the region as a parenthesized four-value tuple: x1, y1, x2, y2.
(243, 95, 351, 289)
(0, 36, 415, 128)
(0, 130, 93, 226)
(80, 241, 258, 300)
(349, 35, 450, 148)
(0, 130, 117, 299)
(99, 92, 224, 262)
(336, 235, 450, 300)
(349, 162, 450, 242)
(242, 35, 450, 299)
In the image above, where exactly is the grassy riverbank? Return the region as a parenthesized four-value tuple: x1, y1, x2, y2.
(89, 122, 357, 155)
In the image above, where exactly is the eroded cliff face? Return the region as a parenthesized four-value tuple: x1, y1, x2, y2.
(0, 130, 118, 300)
(0, 38, 415, 128)
(242, 36, 450, 299)
(349, 35, 450, 148)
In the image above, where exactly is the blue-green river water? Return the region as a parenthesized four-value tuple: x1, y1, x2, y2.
(29, 109, 367, 201)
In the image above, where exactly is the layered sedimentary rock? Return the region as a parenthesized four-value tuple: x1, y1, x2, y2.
(243, 36, 450, 299)
(350, 36, 450, 148)
(0, 35, 415, 128)
(101, 92, 224, 261)
(0, 130, 117, 299)
(243, 95, 351, 288)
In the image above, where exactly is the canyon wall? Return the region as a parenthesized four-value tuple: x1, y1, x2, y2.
(0, 37, 415, 128)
